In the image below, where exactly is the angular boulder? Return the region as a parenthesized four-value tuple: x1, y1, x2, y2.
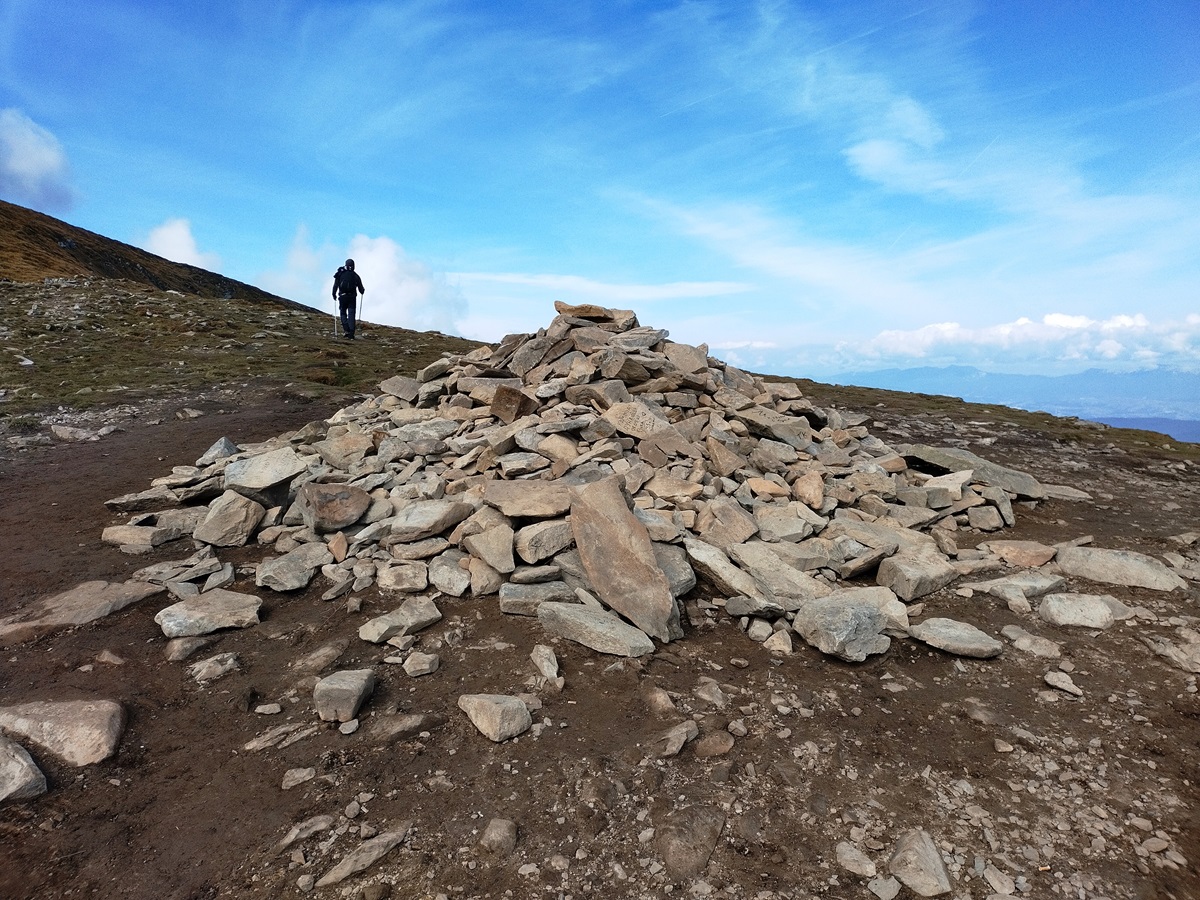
(294, 482, 371, 533)
(223, 446, 308, 508)
(457, 694, 532, 742)
(0, 700, 125, 767)
(570, 477, 680, 642)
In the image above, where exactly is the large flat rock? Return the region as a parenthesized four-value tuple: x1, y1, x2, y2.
(223, 446, 308, 507)
(153, 589, 262, 638)
(570, 477, 680, 642)
(0, 580, 163, 647)
(909, 617, 1002, 658)
(903, 445, 1045, 500)
(537, 602, 655, 657)
(1056, 546, 1187, 592)
(0, 700, 125, 767)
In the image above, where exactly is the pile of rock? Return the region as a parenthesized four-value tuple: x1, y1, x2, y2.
(97, 301, 1065, 671)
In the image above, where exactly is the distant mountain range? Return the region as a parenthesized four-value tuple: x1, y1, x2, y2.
(831, 366, 1200, 442)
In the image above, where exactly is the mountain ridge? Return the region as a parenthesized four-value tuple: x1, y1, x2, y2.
(0, 199, 303, 309)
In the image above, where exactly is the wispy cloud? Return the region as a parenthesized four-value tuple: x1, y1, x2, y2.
(0, 108, 76, 210)
(452, 271, 752, 303)
(144, 218, 220, 270)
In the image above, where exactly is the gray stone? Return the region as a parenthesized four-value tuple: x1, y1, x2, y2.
(733, 406, 811, 448)
(1038, 593, 1117, 629)
(537, 602, 655, 657)
(154, 589, 261, 638)
(876, 553, 957, 601)
(314, 669, 376, 722)
(294, 482, 371, 533)
(276, 814, 335, 852)
(499, 581, 577, 615)
(315, 827, 411, 888)
(653, 542, 697, 598)
(657, 804, 726, 879)
(602, 401, 674, 439)
(1056, 546, 1187, 592)
(571, 477, 680, 642)
(0, 580, 162, 647)
(359, 598, 442, 643)
(793, 600, 890, 662)
(390, 499, 475, 542)
(256, 542, 334, 591)
(909, 617, 1002, 658)
(164, 635, 219, 662)
(0, 735, 47, 801)
(403, 651, 440, 677)
(1000, 625, 1062, 658)
(311, 431, 375, 470)
(188, 652, 240, 683)
(376, 562, 429, 593)
(903, 445, 1045, 499)
(727, 541, 831, 609)
(514, 519, 575, 565)
(684, 538, 767, 602)
(464, 524, 516, 574)
(195, 436, 240, 466)
(457, 694, 532, 742)
(480, 818, 518, 854)
(379, 374, 421, 400)
(481, 481, 572, 518)
(103, 484, 180, 513)
(0, 700, 125, 767)
(428, 550, 471, 596)
(282, 767, 316, 790)
(754, 502, 827, 542)
(1045, 670, 1083, 696)
(193, 490, 266, 546)
(696, 497, 759, 548)
(530, 644, 559, 679)
(821, 586, 910, 636)
(836, 841, 877, 878)
(224, 446, 308, 507)
(888, 828, 951, 896)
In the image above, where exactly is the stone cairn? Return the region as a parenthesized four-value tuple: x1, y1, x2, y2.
(101, 300, 1055, 667)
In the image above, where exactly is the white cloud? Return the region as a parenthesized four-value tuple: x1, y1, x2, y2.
(145, 218, 221, 269)
(0, 108, 76, 210)
(261, 229, 467, 335)
(826, 312, 1200, 373)
(345, 234, 467, 335)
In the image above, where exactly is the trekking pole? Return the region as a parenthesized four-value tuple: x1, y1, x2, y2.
(332, 296, 339, 338)
(357, 291, 363, 338)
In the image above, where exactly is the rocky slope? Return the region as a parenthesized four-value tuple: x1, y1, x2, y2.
(1, 301, 1198, 900)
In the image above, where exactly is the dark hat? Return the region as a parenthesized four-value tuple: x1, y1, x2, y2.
(345, 259, 355, 269)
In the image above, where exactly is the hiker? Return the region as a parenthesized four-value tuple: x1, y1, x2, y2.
(332, 258, 365, 339)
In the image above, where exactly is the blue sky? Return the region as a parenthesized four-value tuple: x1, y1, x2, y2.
(2, 1, 1198, 379)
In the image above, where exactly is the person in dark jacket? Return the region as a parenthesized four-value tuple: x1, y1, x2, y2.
(332, 259, 365, 339)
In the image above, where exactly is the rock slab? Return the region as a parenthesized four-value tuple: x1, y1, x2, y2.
(0, 700, 125, 767)
(153, 589, 262, 638)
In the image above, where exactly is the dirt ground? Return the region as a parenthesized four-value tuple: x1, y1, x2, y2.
(1, 385, 1198, 900)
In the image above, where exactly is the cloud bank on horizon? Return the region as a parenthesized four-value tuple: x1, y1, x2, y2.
(1, 2, 1198, 379)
